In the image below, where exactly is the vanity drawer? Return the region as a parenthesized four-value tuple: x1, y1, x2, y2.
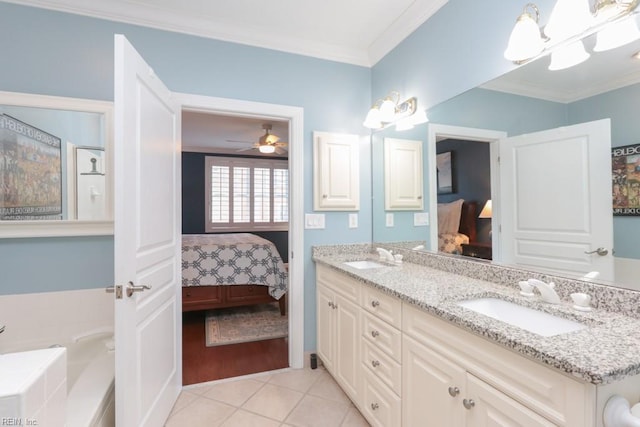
(361, 370, 402, 427)
(316, 264, 360, 302)
(403, 303, 594, 426)
(361, 285, 402, 329)
(362, 340, 401, 396)
(362, 312, 402, 363)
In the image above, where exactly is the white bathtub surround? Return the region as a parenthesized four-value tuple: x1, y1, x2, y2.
(0, 347, 67, 427)
(0, 288, 113, 353)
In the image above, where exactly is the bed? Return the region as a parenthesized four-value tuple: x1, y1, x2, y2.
(437, 199, 477, 254)
(181, 233, 288, 314)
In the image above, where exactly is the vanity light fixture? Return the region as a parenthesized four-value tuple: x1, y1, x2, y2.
(504, 0, 640, 70)
(363, 91, 429, 130)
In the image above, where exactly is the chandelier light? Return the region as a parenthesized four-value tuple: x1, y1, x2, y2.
(363, 91, 429, 131)
(504, 0, 640, 69)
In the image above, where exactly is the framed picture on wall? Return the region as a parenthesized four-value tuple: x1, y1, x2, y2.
(612, 143, 640, 216)
(436, 151, 455, 194)
(0, 114, 62, 220)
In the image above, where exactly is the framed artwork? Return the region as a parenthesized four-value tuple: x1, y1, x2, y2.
(436, 151, 455, 194)
(0, 114, 62, 220)
(612, 143, 640, 216)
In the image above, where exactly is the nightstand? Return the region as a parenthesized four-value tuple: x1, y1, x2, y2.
(461, 242, 492, 260)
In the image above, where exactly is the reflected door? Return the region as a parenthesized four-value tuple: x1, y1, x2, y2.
(113, 34, 182, 426)
(499, 119, 614, 281)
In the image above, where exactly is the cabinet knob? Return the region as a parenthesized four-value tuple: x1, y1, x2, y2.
(371, 330, 380, 338)
(371, 360, 380, 368)
(463, 399, 475, 410)
(323, 194, 328, 198)
(371, 403, 379, 411)
(448, 386, 460, 397)
(328, 301, 333, 308)
(371, 300, 380, 308)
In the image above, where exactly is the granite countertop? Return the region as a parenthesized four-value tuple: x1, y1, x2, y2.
(313, 250, 640, 386)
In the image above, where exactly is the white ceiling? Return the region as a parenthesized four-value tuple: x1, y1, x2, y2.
(7, 0, 448, 67)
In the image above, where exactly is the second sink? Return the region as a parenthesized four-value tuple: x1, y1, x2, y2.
(457, 298, 587, 337)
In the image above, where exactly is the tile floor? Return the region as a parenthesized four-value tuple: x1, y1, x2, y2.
(165, 365, 370, 427)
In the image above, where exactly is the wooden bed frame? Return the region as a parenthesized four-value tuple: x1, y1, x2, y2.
(182, 285, 286, 315)
(459, 201, 478, 243)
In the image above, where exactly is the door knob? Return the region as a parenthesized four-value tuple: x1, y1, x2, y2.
(126, 281, 151, 297)
(584, 247, 608, 256)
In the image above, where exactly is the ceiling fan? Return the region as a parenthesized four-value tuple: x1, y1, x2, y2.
(231, 123, 288, 155)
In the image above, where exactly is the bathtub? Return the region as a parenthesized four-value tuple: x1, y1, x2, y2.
(65, 332, 115, 427)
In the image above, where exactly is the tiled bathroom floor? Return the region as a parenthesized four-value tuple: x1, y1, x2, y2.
(165, 365, 370, 427)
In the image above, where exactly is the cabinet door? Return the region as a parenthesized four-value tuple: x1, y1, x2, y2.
(335, 293, 361, 401)
(464, 374, 556, 427)
(316, 284, 335, 372)
(403, 335, 466, 427)
(384, 138, 423, 210)
(313, 131, 360, 210)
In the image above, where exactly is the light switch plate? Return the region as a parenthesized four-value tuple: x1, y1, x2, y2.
(386, 213, 394, 227)
(305, 213, 325, 229)
(414, 212, 429, 226)
(349, 213, 358, 228)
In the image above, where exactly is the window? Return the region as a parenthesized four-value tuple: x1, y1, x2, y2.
(205, 156, 288, 231)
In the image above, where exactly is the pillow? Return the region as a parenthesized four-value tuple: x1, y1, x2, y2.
(437, 199, 464, 234)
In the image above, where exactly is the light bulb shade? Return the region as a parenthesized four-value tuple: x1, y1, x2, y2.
(548, 40, 590, 70)
(410, 109, 429, 125)
(394, 117, 414, 131)
(544, 0, 593, 41)
(363, 107, 382, 129)
(479, 200, 492, 218)
(594, 17, 640, 51)
(379, 99, 397, 122)
(504, 11, 545, 61)
(258, 144, 276, 154)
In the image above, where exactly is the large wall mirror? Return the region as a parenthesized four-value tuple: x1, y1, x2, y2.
(373, 31, 640, 292)
(0, 91, 113, 237)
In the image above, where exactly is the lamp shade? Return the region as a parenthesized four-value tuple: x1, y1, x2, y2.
(544, 0, 593, 41)
(379, 98, 397, 122)
(594, 16, 640, 51)
(548, 40, 590, 70)
(363, 107, 382, 129)
(504, 11, 545, 61)
(478, 200, 492, 218)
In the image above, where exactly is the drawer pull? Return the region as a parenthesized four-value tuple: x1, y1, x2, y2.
(463, 399, 475, 410)
(371, 360, 380, 368)
(328, 301, 333, 308)
(371, 300, 380, 308)
(371, 330, 380, 338)
(448, 386, 460, 397)
(371, 403, 379, 411)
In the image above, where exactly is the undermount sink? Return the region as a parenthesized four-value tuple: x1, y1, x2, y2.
(343, 260, 386, 270)
(457, 298, 587, 337)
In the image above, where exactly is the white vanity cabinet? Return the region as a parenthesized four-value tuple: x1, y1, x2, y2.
(313, 131, 360, 211)
(315, 265, 361, 402)
(402, 303, 595, 427)
(383, 138, 423, 211)
(360, 285, 403, 427)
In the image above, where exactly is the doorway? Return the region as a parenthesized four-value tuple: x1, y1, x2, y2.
(175, 93, 304, 384)
(427, 124, 506, 261)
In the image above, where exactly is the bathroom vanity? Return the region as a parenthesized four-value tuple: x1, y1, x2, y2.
(314, 245, 640, 427)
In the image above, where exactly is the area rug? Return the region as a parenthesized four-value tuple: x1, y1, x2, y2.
(205, 303, 288, 347)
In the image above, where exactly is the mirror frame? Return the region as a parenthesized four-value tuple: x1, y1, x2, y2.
(0, 91, 114, 238)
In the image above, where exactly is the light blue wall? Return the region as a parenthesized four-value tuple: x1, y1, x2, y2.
(0, 2, 371, 351)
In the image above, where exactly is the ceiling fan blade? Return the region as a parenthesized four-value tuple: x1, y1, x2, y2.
(275, 147, 287, 155)
(236, 146, 256, 152)
(226, 139, 254, 144)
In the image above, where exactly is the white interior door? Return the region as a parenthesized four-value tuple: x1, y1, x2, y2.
(499, 119, 613, 281)
(113, 34, 182, 426)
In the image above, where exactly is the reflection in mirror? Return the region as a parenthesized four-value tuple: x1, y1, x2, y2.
(372, 31, 640, 291)
(0, 91, 113, 237)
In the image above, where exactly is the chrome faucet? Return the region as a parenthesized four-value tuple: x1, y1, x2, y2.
(376, 247, 395, 263)
(528, 279, 561, 304)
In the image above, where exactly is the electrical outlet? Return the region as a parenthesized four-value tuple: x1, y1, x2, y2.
(349, 213, 358, 228)
(386, 213, 394, 227)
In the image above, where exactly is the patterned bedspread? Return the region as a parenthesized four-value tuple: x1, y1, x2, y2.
(181, 233, 287, 300)
(438, 232, 470, 255)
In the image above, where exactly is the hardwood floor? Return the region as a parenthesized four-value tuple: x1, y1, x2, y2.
(182, 309, 289, 385)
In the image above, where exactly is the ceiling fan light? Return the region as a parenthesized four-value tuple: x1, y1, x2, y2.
(259, 144, 276, 154)
(594, 16, 640, 51)
(504, 9, 545, 61)
(544, 0, 593, 41)
(548, 40, 590, 70)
